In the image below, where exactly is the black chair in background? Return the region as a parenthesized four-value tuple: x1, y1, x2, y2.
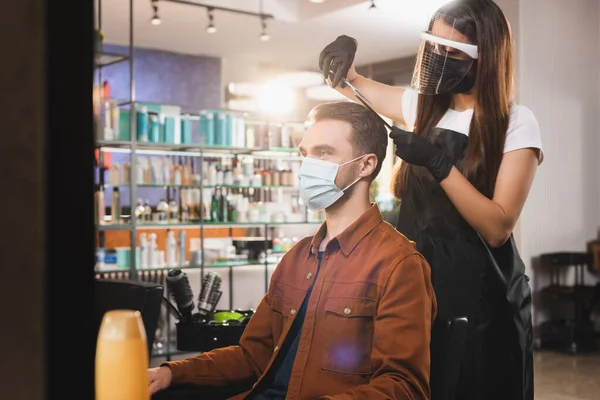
(94, 278, 164, 359)
(536, 252, 597, 353)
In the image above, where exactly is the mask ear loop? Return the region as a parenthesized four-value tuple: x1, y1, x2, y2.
(339, 155, 369, 192)
(341, 175, 362, 192)
(340, 154, 367, 167)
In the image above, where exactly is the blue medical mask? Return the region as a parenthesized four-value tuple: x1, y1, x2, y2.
(298, 155, 364, 211)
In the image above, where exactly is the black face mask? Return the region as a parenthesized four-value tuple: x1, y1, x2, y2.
(450, 75, 475, 94)
(417, 52, 474, 95)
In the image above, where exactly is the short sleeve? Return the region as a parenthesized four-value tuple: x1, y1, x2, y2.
(401, 89, 419, 131)
(504, 105, 544, 165)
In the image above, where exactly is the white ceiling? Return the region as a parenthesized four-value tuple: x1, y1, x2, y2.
(98, 0, 452, 82)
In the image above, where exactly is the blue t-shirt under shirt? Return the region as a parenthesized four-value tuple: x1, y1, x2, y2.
(250, 252, 323, 400)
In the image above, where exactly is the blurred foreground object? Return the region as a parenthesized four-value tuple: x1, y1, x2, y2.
(95, 310, 149, 400)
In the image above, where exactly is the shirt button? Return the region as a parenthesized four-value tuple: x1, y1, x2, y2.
(306, 272, 312, 279)
(274, 346, 279, 352)
(344, 307, 351, 315)
(290, 309, 297, 315)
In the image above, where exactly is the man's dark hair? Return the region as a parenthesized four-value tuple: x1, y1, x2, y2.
(307, 101, 388, 180)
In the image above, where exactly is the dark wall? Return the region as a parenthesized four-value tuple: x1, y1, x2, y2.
(4, 0, 96, 398)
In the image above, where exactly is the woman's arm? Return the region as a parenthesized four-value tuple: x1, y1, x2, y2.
(333, 73, 407, 126)
(319, 36, 408, 125)
(440, 148, 539, 247)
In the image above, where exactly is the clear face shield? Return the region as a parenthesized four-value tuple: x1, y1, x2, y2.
(411, 13, 479, 95)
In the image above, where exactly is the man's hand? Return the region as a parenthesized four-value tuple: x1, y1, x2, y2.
(389, 126, 453, 183)
(148, 366, 173, 395)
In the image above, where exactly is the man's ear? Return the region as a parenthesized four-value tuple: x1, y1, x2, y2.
(360, 154, 378, 178)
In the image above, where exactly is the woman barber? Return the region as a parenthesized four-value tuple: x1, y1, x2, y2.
(319, 0, 541, 399)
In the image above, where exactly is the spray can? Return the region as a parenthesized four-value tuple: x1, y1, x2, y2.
(178, 230, 186, 266)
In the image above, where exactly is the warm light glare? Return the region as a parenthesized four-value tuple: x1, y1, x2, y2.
(151, 16, 161, 25)
(257, 82, 294, 115)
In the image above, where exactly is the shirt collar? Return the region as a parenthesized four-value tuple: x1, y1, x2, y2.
(309, 204, 384, 257)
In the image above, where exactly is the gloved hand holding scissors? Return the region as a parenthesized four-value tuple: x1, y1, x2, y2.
(319, 35, 358, 88)
(389, 127, 453, 183)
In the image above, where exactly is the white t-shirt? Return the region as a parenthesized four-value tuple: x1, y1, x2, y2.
(401, 89, 544, 164)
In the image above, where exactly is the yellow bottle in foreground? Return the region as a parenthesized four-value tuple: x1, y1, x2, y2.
(95, 310, 149, 400)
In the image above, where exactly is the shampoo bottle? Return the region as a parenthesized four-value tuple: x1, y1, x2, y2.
(111, 187, 121, 224)
(140, 233, 148, 269)
(94, 185, 105, 225)
(137, 106, 149, 142)
(166, 230, 177, 267)
(149, 233, 158, 268)
(149, 114, 160, 143)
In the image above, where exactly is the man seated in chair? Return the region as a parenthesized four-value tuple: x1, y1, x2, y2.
(148, 102, 437, 400)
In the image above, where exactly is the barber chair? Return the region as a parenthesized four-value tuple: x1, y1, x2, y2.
(94, 278, 164, 359)
(429, 317, 469, 400)
(536, 252, 597, 353)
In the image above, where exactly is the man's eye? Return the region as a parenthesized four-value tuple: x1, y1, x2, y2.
(319, 151, 328, 157)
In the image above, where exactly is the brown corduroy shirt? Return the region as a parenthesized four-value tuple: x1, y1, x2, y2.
(163, 204, 437, 399)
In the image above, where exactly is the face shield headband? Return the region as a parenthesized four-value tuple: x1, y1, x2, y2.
(411, 13, 479, 95)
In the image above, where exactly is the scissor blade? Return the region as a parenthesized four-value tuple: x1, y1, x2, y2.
(342, 77, 372, 105)
(341, 78, 393, 130)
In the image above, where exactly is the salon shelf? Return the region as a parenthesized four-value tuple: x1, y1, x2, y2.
(205, 261, 278, 268)
(203, 185, 298, 190)
(138, 264, 203, 271)
(102, 184, 297, 190)
(203, 221, 322, 227)
(96, 223, 132, 231)
(96, 262, 277, 275)
(268, 147, 300, 154)
(135, 222, 201, 230)
(267, 221, 322, 226)
(103, 183, 203, 189)
(95, 267, 131, 274)
(95, 141, 303, 159)
(95, 51, 130, 68)
(97, 264, 218, 274)
(98, 221, 321, 230)
(134, 143, 264, 155)
(96, 139, 132, 149)
(135, 142, 205, 152)
(251, 148, 301, 158)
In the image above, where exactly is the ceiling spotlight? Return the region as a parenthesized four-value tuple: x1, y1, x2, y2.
(150, 0, 161, 25)
(369, 0, 377, 10)
(260, 17, 270, 41)
(206, 7, 216, 33)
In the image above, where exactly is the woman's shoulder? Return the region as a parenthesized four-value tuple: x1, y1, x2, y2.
(509, 103, 539, 127)
(506, 103, 544, 163)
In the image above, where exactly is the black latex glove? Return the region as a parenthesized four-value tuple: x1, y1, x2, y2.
(389, 127, 453, 183)
(318, 35, 357, 88)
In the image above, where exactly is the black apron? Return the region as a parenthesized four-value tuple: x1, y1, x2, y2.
(395, 128, 534, 400)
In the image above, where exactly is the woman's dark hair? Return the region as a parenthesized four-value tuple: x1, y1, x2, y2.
(392, 0, 513, 199)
